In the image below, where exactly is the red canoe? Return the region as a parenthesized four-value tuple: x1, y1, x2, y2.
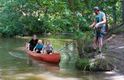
(26, 50, 60, 64)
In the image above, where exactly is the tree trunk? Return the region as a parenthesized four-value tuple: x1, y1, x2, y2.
(112, 5, 116, 24)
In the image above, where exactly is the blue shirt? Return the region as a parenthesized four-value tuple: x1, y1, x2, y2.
(95, 11, 106, 33)
(35, 43, 44, 50)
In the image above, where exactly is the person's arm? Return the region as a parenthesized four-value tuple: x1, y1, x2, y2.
(89, 20, 96, 28)
(28, 39, 32, 47)
(26, 39, 32, 50)
(50, 45, 53, 51)
(33, 44, 37, 52)
(26, 42, 30, 50)
(42, 45, 46, 53)
(95, 13, 106, 28)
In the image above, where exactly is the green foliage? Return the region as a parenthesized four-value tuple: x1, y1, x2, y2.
(0, 0, 122, 37)
(76, 58, 90, 70)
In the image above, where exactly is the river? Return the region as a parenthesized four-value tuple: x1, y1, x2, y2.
(0, 36, 124, 80)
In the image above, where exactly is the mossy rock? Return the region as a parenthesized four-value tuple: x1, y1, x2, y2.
(89, 55, 114, 71)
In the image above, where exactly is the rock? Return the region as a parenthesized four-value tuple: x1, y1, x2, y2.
(90, 54, 115, 71)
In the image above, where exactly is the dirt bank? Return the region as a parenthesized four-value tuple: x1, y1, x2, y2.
(107, 33, 124, 74)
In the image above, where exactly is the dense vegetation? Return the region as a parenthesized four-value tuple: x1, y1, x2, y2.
(0, 0, 123, 37)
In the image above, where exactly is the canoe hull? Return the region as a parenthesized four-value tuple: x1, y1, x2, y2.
(26, 50, 60, 64)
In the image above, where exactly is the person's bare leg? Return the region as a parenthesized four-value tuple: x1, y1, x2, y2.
(93, 37, 97, 49)
(98, 37, 103, 53)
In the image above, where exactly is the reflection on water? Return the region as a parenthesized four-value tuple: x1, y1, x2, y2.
(59, 42, 78, 70)
(0, 37, 124, 80)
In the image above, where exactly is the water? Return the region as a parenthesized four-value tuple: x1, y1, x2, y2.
(0, 36, 123, 80)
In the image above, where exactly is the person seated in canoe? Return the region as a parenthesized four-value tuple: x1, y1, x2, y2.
(43, 41, 53, 54)
(33, 40, 44, 53)
(26, 34, 38, 51)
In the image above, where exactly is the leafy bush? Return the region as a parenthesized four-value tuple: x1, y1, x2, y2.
(76, 58, 90, 71)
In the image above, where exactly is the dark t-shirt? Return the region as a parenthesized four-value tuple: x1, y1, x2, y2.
(29, 39, 38, 51)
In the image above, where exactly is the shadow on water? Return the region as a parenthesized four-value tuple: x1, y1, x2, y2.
(0, 36, 124, 80)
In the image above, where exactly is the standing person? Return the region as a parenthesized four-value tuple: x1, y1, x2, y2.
(89, 6, 107, 53)
(27, 34, 38, 51)
(33, 40, 44, 53)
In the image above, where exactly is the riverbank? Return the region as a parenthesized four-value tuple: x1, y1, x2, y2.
(107, 33, 124, 74)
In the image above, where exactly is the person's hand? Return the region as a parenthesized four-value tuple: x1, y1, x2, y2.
(89, 25, 94, 28)
(33, 50, 35, 52)
(89, 25, 92, 28)
(95, 23, 100, 28)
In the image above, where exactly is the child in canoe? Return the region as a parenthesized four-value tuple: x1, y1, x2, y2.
(43, 41, 53, 54)
(33, 40, 44, 53)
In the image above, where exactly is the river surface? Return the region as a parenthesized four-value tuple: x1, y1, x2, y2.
(0, 36, 124, 80)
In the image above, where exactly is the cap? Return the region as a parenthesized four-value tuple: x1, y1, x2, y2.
(93, 6, 100, 11)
